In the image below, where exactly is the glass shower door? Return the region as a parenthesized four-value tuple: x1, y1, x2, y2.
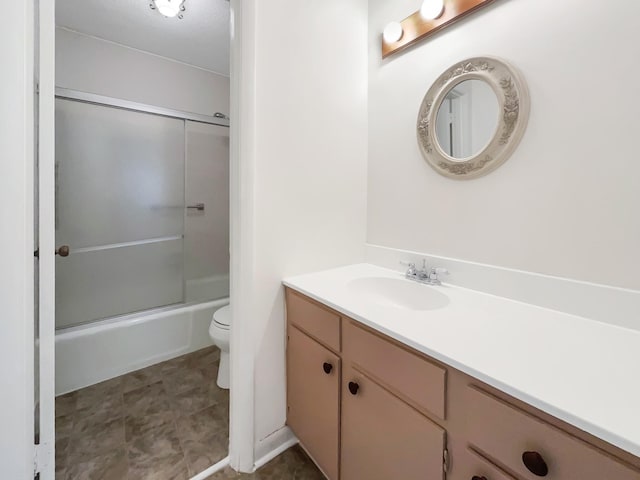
(184, 120, 230, 302)
(55, 99, 186, 329)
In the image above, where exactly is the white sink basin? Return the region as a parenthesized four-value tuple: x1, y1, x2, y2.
(347, 277, 450, 311)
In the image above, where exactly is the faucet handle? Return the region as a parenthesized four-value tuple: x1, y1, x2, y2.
(400, 261, 417, 276)
(429, 267, 449, 283)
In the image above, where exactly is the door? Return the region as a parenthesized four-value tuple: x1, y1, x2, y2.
(184, 121, 230, 303)
(54, 99, 186, 329)
(341, 366, 446, 480)
(287, 326, 340, 480)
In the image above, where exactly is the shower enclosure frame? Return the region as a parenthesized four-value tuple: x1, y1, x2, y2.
(55, 87, 230, 129)
(53, 88, 230, 332)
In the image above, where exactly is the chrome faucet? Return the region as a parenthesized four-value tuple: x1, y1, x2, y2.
(401, 260, 449, 286)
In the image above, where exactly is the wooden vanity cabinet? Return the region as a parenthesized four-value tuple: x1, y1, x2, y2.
(287, 325, 340, 480)
(285, 290, 342, 480)
(464, 386, 640, 480)
(285, 288, 448, 480)
(341, 365, 446, 480)
(285, 289, 640, 480)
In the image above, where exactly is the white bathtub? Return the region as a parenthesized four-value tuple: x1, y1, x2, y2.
(55, 298, 229, 395)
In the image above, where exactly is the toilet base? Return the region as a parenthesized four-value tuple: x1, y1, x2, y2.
(217, 350, 230, 389)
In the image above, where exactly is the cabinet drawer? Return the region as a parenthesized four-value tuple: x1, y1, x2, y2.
(287, 326, 340, 480)
(466, 386, 640, 480)
(343, 320, 446, 419)
(286, 289, 340, 352)
(457, 448, 517, 480)
(341, 366, 445, 480)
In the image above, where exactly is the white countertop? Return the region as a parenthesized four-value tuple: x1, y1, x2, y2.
(283, 263, 640, 457)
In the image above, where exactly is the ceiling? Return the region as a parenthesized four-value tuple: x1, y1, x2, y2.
(56, 0, 230, 75)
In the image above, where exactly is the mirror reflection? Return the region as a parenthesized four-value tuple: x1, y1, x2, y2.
(435, 79, 499, 160)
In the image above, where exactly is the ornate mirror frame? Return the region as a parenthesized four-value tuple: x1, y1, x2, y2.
(417, 56, 530, 180)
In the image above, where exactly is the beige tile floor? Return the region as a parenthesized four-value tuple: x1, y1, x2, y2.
(55, 347, 229, 480)
(55, 346, 324, 480)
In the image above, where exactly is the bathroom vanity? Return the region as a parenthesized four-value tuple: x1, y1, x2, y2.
(283, 264, 640, 480)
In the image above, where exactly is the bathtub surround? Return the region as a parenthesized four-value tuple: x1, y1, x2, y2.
(56, 300, 228, 395)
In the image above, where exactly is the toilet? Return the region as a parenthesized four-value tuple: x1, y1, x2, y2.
(209, 305, 231, 389)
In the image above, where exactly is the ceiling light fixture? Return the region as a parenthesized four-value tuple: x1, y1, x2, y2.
(149, 0, 186, 19)
(420, 0, 445, 20)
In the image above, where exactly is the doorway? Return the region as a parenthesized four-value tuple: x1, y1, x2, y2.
(46, 0, 233, 478)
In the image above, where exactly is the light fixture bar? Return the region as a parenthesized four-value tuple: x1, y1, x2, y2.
(382, 0, 497, 58)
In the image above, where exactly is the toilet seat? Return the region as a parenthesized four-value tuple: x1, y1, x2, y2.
(213, 305, 231, 329)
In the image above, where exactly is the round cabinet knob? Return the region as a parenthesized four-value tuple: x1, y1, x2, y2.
(322, 362, 333, 374)
(55, 245, 70, 257)
(522, 451, 549, 477)
(472, 476, 488, 480)
(348, 381, 359, 395)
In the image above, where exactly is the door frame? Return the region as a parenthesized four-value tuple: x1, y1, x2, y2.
(36, 0, 57, 476)
(228, 0, 257, 472)
(0, 0, 40, 477)
(0, 0, 256, 477)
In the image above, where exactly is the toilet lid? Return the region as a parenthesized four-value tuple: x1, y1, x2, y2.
(213, 305, 231, 327)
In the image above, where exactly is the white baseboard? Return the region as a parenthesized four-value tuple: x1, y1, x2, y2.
(253, 426, 298, 471)
(189, 456, 230, 480)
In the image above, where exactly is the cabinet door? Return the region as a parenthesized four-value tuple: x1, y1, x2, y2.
(341, 366, 446, 480)
(287, 326, 340, 479)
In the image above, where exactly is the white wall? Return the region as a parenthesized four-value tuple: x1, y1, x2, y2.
(56, 27, 230, 117)
(368, 0, 640, 291)
(230, 0, 368, 467)
(0, 0, 36, 477)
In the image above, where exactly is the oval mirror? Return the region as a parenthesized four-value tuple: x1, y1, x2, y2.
(417, 57, 529, 179)
(434, 79, 499, 160)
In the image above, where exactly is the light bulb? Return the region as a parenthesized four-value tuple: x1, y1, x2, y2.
(420, 0, 445, 20)
(383, 22, 403, 44)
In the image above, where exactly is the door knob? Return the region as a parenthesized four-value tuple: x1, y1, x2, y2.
(322, 362, 333, 374)
(55, 245, 70, 257)
(348, 381, 359, 395)
(522, 451, 549, 476)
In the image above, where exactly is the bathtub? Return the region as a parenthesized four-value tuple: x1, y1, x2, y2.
(55, 298, 229, 395)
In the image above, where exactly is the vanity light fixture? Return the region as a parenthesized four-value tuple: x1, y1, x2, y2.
(382, 0, 497, 58)
(420, 0, 445, 20)
(383, 21, 404, 44)
(149, 0, 186, 19)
